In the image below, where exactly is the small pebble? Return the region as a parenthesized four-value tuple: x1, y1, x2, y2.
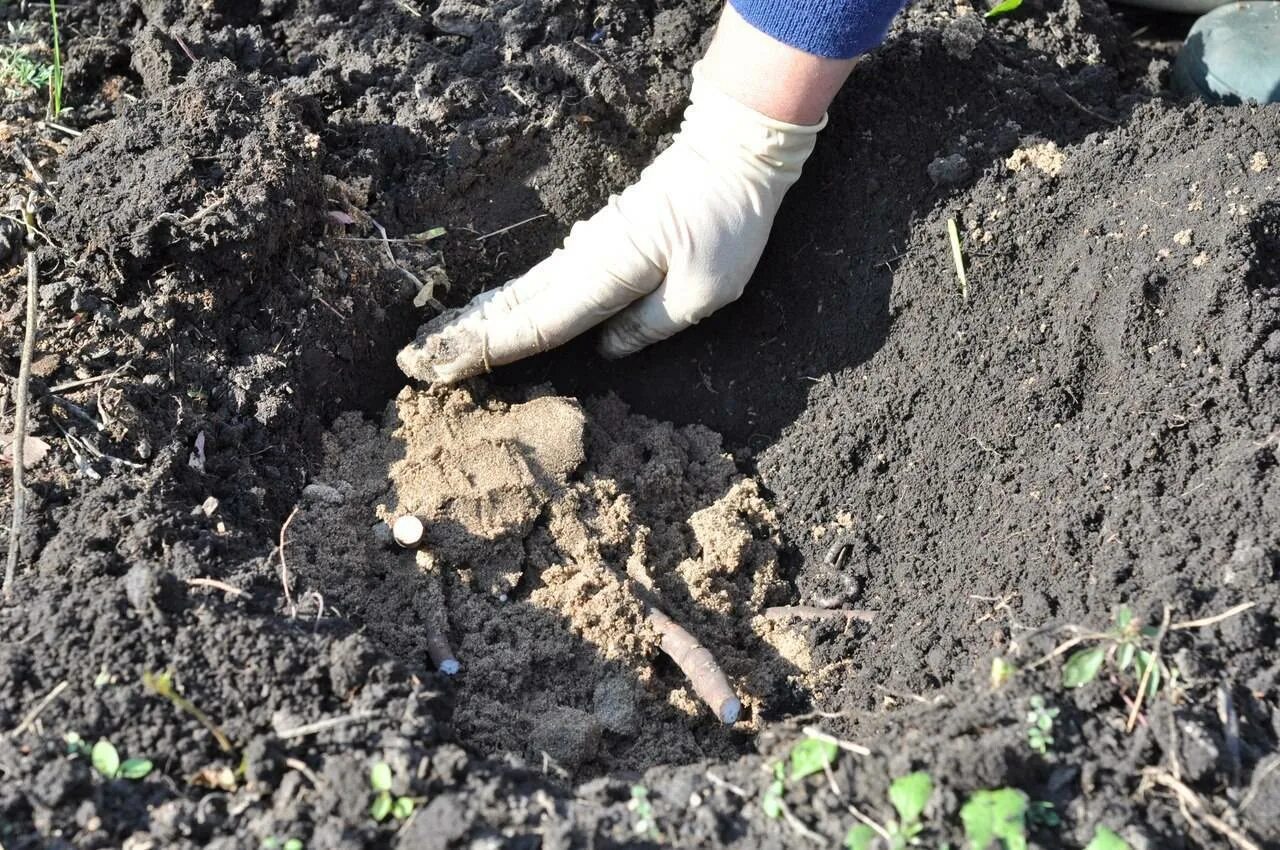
(393, 515, 424, 548)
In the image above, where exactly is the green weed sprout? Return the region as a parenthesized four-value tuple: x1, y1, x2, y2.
(845, 771, 934, 850)
(262, 839, 304, 850)
(1085, 826, 1130, 850)
(1061, 607, 1173, 699)
(47, 0, 63, 116)
(984, 0, 1024, 18)
(628, 785, 659, 839)
(1025, 696, 1058, 755)
(960, 788, 1028, 850)
(369, 762, 415, 822)
(80, 737, 153, 780)
(762, 737, 840, 818)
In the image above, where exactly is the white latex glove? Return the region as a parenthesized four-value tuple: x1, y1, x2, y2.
(397, 60, 826, 383)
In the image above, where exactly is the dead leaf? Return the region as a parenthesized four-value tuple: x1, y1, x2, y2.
(0, 435, 51, 469)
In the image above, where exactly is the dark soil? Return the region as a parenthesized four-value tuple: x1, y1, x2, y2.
(0, 0, 1276, 847)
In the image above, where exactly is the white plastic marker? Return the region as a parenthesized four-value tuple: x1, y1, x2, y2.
(392, 515, 424, 548)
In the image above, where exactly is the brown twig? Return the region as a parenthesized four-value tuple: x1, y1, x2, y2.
(4, 218, 39, 603)
(185, 577, 247, 597)
(277, 505, 300, 616)
(763, 606, 876, 623)
(275, 711, 376, 740)
(649, 607, 740, 724)
(1170, 601, 1256, 632)
(284, 756, 325, 788)
(1127, 605, 1171, 733)
(1142, 768, 1262, 850)
(8, 679, 68, 738)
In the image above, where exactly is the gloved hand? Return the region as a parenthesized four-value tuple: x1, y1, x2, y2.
(397, 59, 826, 384)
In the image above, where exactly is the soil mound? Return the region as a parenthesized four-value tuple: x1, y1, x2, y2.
(290, 385, 816, 772)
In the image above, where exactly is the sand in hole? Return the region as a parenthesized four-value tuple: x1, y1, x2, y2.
(293, 385, 831, 773)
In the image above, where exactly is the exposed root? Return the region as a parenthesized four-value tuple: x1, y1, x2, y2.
(648, 607, 740, 724)
(277, 505, 300, 617)
(1141, 768, 1262, 850)
(4, 217, 39, 603)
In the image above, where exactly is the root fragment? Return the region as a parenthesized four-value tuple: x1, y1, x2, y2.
(648, 607, 740, 725)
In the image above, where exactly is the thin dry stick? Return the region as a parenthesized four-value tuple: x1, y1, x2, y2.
(277, 505, 300, 616)
(4, 237, 38, 602)
(474, 213, 548, 241)
(8, 680, 68, 738)
(648, 607, 740, 724)
(1170, 601, 1257, 632)
(1127, 605, 1172, 733)
(802, 726, 872, 756)
(763, 606, 876, 623)
(1143, 769, 1262, 850)
(276, 711, 376, 740)
(284, 756, 325, 788)
(185, 577, 247, 598)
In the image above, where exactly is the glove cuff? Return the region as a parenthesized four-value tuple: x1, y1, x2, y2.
(683, 60, 827, 172)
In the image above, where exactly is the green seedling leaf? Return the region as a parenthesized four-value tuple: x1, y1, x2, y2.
(960, 788, 1028, 850)
(91, 740, 120, 778)
(1062, 646, 1105, 688)
(119, 758, 154, 780)
(411, 226, 447, 242)
(1114, 606, 1133, 630)
(370, 790, 393, 822)
(283, 840, 304, 850)
(990, 656, 1015, 689)
(889, 771, 933, 825)
(845, 824, 878, 850)
(392, 796, 415, 820)
(789, 737, 839, 781)
(1085, 826, 1130, 850)
(370, 762, 393, 792)
(983, 0, 1023, 18)
(1117, 642, 1135, 672)
(1134, 650, 1162, 697)
(762, 765, 785, 820)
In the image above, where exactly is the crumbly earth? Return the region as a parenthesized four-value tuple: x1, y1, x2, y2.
(290, 384, 800, 773)
(0, 0, 1276, 847)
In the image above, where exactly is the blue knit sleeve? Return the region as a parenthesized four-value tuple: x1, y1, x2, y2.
(728, 0, 909, 59)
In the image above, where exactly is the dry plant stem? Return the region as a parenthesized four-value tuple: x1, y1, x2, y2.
(1170, 601, 1256, 631)
(1143, 768, 1262, 850)
(648, 607, 741, 724)
(4, 246, 38, 603)
(1127, 604, 1171, 733)
(8, 679, 68, 738)
(284, 756, 325, 788)
(802, 725, 872, 756)
(186, 577, 247, 597)
(276, 711, 376, 739)
(763, 605, 876, 623)
(277, 505, 300, 616)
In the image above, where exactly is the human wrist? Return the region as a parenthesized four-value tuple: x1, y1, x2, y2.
(700, 4, 857, 126)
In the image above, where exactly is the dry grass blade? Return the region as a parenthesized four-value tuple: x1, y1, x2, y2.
(277, 505, 300, 616)
(1170, 601, 1257, 632)
(185, 577, 247, 597)
(802, 726, 871, 756)
(1127, 604, 1171, 732)
(8, 679, 68, 737)
(1143, 768, 1262, 850)
(4, 230, 39, 602)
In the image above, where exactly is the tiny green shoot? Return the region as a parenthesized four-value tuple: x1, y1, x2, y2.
(946, 218, 968, 300)
(1085, 826, 1130, 850)
(262, 839, 304, 850)
(89, 739, 153, 780)
(144, 669, 233, 752)
(1059, 606, 1175, 700)
(960, 788, 1028, 850)
(790, 737, 839, 781)
(47, 0, 63, 117)
(628, 785, 659, 839)
(1025, 696, 1058, 755)
(984, 0, 1024, 18)
(762, 761, 786, 819)
(368, 762, 415, 823)
(990, 657, 1015, 689)
(845, 771, 934, 849)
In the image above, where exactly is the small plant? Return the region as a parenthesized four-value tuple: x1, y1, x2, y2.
(47, 0, 63, 116)
(143, 669, 233, 752)
(1084, 826, 1130, 850)
(627, 785, 658, 839)
(1024, 696, 1058, 755)
(762, 736, 841, 819)
(1061, 607, 1172, 698)
(989, 657, 1015, 689)
(0, 46, 52, 97)
(369, 762, 415, 822)
(845, 771, 934, 850)
(66, 735, 153, 780)
(984, 0, 1024, 18)
(262, 839, 304, 850)
(959, 788, 1028, 850)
